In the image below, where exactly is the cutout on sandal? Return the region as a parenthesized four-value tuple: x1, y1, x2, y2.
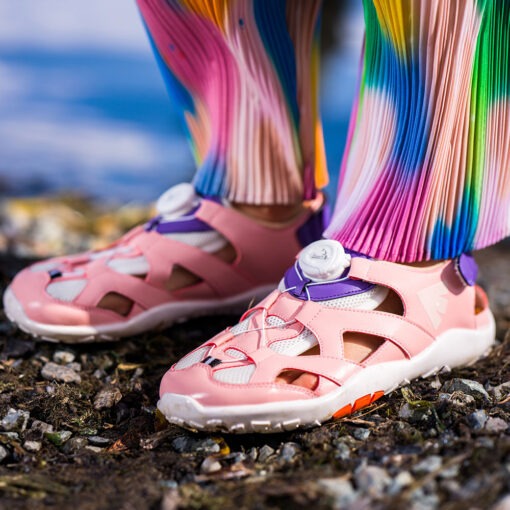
(98, 292, 134, 317)
(343, 332, 385, 363)
(276, 369, 319, 390)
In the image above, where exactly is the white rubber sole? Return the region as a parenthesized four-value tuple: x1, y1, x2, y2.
(3, 284, 276, 344)
(158, 314, 496, 433)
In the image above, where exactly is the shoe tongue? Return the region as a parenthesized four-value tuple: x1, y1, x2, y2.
(155, 183, 199, 220)
(298, 240, 351, 282)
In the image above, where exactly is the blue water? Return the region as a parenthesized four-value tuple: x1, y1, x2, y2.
(0, 8, 361, 205)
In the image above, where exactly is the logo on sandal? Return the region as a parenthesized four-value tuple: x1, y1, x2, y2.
(417, 283, 448, 329)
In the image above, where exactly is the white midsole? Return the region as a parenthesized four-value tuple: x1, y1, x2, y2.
(158, 314, 496, 432)
(3, 284, 276, 343)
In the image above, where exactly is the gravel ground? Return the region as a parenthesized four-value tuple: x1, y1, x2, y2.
(0, 245, 509, 510)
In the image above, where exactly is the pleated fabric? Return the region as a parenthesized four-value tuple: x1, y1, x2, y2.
(136, 0, 327, 205)
(326, 0, 510, 262)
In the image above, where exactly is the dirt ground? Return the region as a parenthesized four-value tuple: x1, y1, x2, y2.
(0, 245, 509, 510)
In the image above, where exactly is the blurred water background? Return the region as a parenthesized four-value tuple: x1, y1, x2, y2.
(0, 0, 363, 205)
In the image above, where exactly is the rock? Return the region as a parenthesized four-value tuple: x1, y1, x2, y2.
(485, 417, 508, 434)
(93, 387, 122, 410)
(334, 441, 351, 461)
(0, 432, 19, 440)
(200, 456, 222, 473)
(388, 471, 414, 495)
(30, 420, 53, 435)
(66, 362, 81, 372)
(63, 437, 88, 454)
(439, 464, 460, 479)
(410, 487, 440, 510)
(171, 436, 221, 454)
(399, 403, 433, 423)
(491, 494, 510, 510)
(441, 378, 489, 401)
(467, 409, 488, 430)
(84, 446, 103, 453)
(438, 391, 476, 410)
(0, 445, 8, 463)
(1, 337, 35, 358)
(87, 436, 112, 447)
(352, 428, 371, 440)
(0, 408, 30, 432)
(258, 445, 275, 463)
(161, 488, 180, 510)
(279, 442, 300, 462)
(41, 362, 81, 384)
(45, 430, 72, 446)
(318, 478, 358, 507)
(23, 440, 41, 452)
(490, 382, 510, 402)
(53, 350, 75, 364)
(412, 455, 442, 475)
(194, 438, 221, 454)
(354, 464, 391, 496)
(247, 447, 258, 461)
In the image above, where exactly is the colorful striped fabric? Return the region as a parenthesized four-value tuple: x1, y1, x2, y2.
(137, 0, 327, 205)
(326, 0, 510, 261)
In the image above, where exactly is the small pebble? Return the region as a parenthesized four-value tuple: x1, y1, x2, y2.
(334, 442, 351, 461)
(0, 432, 19, 440)
(63, 437, 88, 454)
(0, 408, 30, 432)
(45, 430, 72, 446)
(354, 464, 391, 496)
(0, 445, 8, 463)
(94, 387, 122, 410)
(388, 471, 414, 495)
(467, 409, 488, 430)
(53, 350, 75, 364)
(441, 378, 489, 401)
(279, 442, 300, 462)
(41, 362, 81, 384)
(485, 417, 508, 434)
(66, 362, 82, 372)
(84, 445, 103, 453)
(247, 447, 258, 461)
(399, 403, 433, 423)
(318, 478, 357, 507)
(258, 445, 275, 463)
(200, 456, 222, 473)
(23, 440, 42, 452)
(87, 436, 112, 447)
(412, 455, 442, 475)
(492, 494, 510, 510)
(490, 382, 510, 402)
(30, 420, 53, 435)
(194, 438, 221, 454)
(352, 428, 371, 441)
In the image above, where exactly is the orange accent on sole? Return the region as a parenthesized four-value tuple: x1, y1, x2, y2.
(333, 404, 353, 419)
(333, 391, 385, 420)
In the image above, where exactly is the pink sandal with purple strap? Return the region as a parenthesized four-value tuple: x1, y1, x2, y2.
(158, 239, 496, 433)
(4, 184, 326, 343)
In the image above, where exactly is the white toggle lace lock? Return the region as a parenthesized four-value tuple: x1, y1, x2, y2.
(156, 183, 199, 219)
(298, 240, 351, 282)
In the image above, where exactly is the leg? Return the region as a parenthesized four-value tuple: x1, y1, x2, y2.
(326, 0, 510, 262)
(4, 0, 328, 342)
(137, 0, 327, 208)
(159, 0, 505, 433)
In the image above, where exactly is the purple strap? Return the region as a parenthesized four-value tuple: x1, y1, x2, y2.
(145, 203, 213, 234)
(283, 262, 374, 302)
(456, 253, 477, 286)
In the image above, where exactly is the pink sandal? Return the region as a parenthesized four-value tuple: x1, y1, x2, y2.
(3, 184, 326, 343)
(158, 239, 496, 433)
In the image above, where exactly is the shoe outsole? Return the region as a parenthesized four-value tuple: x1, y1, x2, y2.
(3, 284, 276, 344)
(157, 315, 496, 434)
